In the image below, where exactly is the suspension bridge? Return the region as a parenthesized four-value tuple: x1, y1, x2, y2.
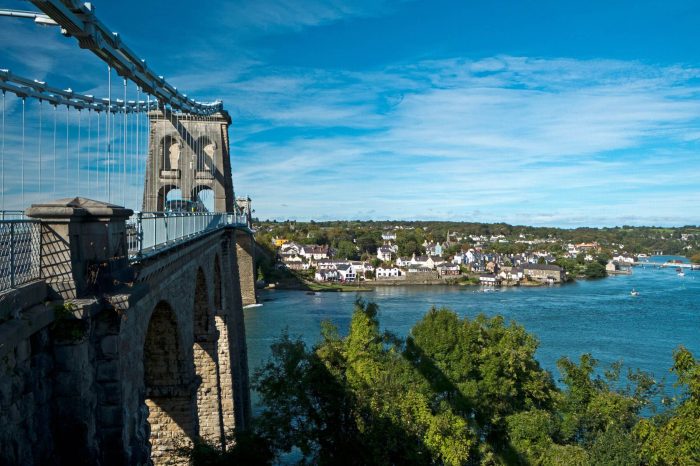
(0, 2, 256, 465)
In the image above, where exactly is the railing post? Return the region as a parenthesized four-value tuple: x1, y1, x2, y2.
(137, 211, 143, 257)
(9, 222, 15, 288)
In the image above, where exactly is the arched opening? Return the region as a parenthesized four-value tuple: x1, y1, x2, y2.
(160, 135, 181, 171)
(192, 186, 214, 213)
(156, 185, 179, 212)
(143, 301, 195, 464)
(193, 268, 225, 446)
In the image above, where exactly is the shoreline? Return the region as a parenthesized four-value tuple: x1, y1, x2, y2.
(263, 276, 562, 292)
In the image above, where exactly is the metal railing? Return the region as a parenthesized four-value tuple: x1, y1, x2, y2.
(0, 210, 28, 220)
(127, 212, 246, 259)
(0, 219, 41, 292)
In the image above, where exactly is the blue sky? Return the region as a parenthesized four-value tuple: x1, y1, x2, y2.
(1, 0, 700, 226)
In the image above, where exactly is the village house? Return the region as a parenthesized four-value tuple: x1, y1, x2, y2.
(522, 264, 565, 283)
(315, 270, 339, 282)
(606, 260, 632, 275)
(409, 253, 445, 270)
(300, 244, 330, 260)
(314, 259, 339, 271)
(336, 263, 357, 282)
(499, 266, 523, 282)
(396, 256, 411, 267)
(350, 261, 373, 278)
(452, 249, 478, 266)
(479, 274, 501, 286)
(424, 241, 444, 256)
(280, 241, 303, 255)
(437, 263, 460, 276)
(407, 265, 435, 274)
(377, 246, 394, 262)
(376, 266, 401, 278)
(279, 252, 305, 270)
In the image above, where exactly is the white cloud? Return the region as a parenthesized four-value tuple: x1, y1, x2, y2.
(225, 56, 700, 226)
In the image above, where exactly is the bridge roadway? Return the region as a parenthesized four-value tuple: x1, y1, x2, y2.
(0, 198, 257, 465)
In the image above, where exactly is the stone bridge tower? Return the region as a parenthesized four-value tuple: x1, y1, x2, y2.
(142, 110, 235, 212)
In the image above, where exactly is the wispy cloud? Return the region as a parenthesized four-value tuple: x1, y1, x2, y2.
(223, 56, 700, 226)
(2, 1, 699, 226)
(218, 0, 406, 36)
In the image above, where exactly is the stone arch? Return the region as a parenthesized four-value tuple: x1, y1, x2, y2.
(143, 301, 195, 464)
(156, 184, 179, 212)
(192, 185, 214, 212)
(193, 268, 225, 446)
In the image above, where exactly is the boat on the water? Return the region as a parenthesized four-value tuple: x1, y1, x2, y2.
(630, 289, 640, 296)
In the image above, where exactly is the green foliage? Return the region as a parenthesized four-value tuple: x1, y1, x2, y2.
(190, 301, 699, 466)
(584, 261, 607, 278)
(635, 346, 700, 465)
(334, 240, 359, 260)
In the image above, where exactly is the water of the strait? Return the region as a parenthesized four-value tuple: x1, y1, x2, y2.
(244, 256, 699, 414)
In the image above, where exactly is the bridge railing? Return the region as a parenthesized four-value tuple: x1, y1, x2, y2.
(127, 212, 246, 259)
(0, 219, 42, 292)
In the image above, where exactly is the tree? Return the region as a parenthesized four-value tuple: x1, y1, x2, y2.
(635, 347, 700, 465)
(251, 301, 475, 465)
(190, 301, 690, 466)
(334, 240, 359, 260)
(584, 261, 607, 278)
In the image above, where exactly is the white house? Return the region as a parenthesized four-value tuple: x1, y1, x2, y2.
(382, 231, 397, 241)
(424, 241, 444, 256)
(396, 256, 411, 267)
(300, 245, 330, 260)
(377, 246, 394, 262)
(315, 270, 338, 282)
(376, 266, 401, 278)
(336, 264, 356, 282)
(479, 274, 501, 286)
(279, 253, 305, 270)
(350, 261, 373, 277)
(437, 263, 460, 276)
(280, 242, 302, 255)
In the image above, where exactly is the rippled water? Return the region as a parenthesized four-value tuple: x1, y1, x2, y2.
(244, 256, 699, 411)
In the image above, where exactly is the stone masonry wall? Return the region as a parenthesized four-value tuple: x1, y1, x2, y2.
(0, 326, 55, 465)
(0, 227, 251, 466)
(235, 232, 256, 306)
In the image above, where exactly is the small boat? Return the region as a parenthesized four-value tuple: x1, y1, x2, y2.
(678, 271, 685, 277)
(630, 289, 639, 297)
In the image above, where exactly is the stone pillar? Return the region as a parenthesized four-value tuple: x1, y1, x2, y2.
(26, 197, 133, 300)
(221, 232, 251, 432)
(235, 231, 256, 306)
(25, 198, 133, 465)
